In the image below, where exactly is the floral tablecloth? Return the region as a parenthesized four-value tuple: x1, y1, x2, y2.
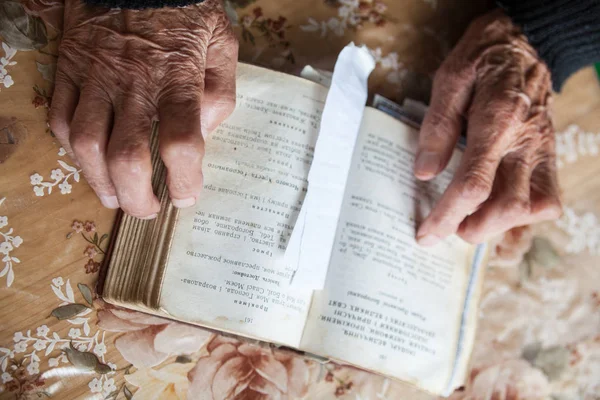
(1, 1, 600, 399)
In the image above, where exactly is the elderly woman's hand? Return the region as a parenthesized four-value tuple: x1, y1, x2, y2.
(414, 9, 562, 246)
(50, 0, 237, 218)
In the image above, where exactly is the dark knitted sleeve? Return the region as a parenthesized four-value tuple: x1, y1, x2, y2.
(84, 0, 203, 9)
(496, 0, 600, 91)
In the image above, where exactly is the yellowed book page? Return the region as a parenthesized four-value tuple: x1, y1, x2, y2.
(159, 64, 327, 348)
(299, 107, 475, 395)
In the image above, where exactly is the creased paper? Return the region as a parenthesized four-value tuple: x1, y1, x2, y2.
(300, 65, 333, 88)
(285, 43, 375, 290)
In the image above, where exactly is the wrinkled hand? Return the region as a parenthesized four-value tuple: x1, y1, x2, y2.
(50, 0, 237, 218)
(414, 9, 561, 246)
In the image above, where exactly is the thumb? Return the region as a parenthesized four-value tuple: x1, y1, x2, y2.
(415, 63, 474, 181)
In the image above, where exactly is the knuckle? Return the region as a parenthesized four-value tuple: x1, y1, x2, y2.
(48, 113, 69, 140)
(513, 133, 538, 152)
(493, 101, 522, 123)
(536, 126, 556, 151)
(160, 89, 203, 112)
(160, 138, 204, 165)
(210, 20, 239, 57)
(107, 148, 150, 178)
(500, 100, 528, 125)
(70, 134, 100, 157)
(468, 136, 501, 158)
(459, 173, 493, 203)
(501, 198, 531, 219)
(424, 108, 452, 130)
(110, 160, 147, 179)
(421, 107, 461, 142)
(537, 196, 563, 220)
(472, 113, 518, 144)
(547, 204, 563, 220)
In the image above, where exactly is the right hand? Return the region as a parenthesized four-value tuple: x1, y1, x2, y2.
(50, 0, 238, 219)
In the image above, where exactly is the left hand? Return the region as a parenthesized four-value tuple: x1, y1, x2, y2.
(414, 9, 562, 246)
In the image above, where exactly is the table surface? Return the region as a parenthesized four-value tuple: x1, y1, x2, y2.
(1, 1, 600, 399)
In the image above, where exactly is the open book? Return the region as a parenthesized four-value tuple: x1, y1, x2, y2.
(100, 62, 487, 396)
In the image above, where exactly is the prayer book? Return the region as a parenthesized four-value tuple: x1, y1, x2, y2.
(100, 60, 487, 397)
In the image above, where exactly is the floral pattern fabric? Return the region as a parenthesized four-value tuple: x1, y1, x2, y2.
(1, 0, 600, 399)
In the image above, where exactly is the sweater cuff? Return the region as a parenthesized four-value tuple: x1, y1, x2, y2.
(84, 0, 203, 9)
(496, 0, 600, 92)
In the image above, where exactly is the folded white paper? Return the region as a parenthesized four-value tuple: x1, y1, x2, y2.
(300, 65, 333, 88)
(285, 43, 375, 290)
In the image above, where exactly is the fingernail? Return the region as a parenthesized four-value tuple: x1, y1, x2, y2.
(171, 197, 196, 208)
(139, 213, 158, 220)
(100, 196, 119, 209)
(417, 234, 440, 247)
(414, 151, 441, 178)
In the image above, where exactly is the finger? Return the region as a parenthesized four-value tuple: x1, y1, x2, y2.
(529, 156, 562, 221)
(458, 156, 562, 243)
(201, 21, 238, 135)
(524, 63, 551, 108)
(416, 67, 532, 246)
(158, 90, 205, 209)
(49, 69, 80, 160)
(414, 55, 474, 181)
(457, 154, 532, 244)
(518, 78, 559, 222)
(458, 69, 558, 244)
(416, 143, 502, 246)
(416, 112, 507, 245)
(107, 94, 160, 219)
(69, 84, 118, 209)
